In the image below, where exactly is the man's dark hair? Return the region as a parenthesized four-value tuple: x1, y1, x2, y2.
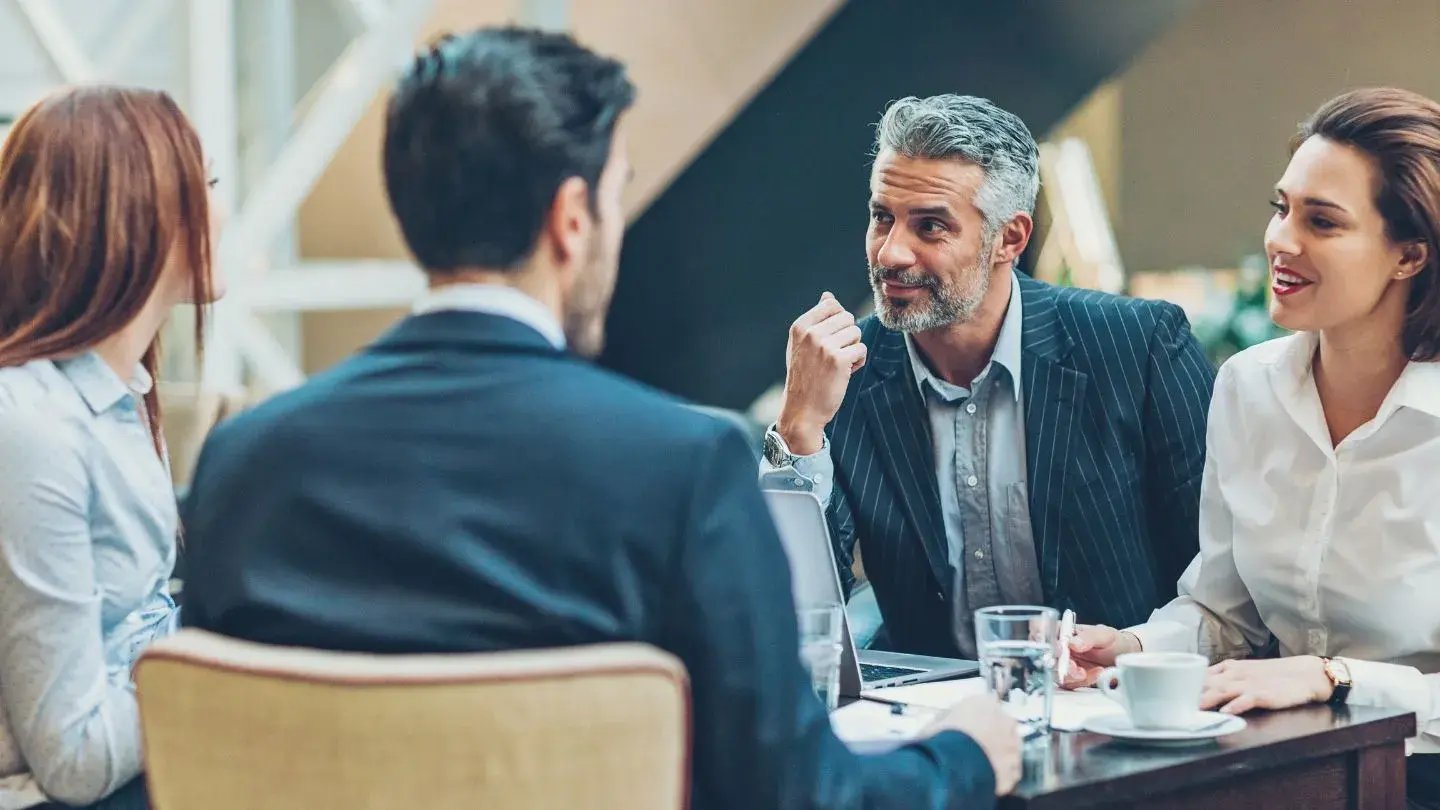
(383, 27, 635, 273)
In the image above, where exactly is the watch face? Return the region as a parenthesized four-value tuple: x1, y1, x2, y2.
(763, 432, 788, 467)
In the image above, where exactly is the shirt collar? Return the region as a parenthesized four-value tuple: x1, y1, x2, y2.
(1387, 355, 1440, 420)
(412, 283, 566, 350)
(1272, 330, 1440, 422)
(904, 272, 1024, 402)
(54, 351, 150, 415)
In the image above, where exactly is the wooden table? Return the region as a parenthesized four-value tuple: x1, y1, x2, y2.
(1002, 705, 1415, 809)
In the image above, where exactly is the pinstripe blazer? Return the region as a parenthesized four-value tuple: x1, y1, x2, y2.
(826, 272, 1215, 658)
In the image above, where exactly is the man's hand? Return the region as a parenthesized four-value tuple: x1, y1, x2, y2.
(924, 695, 1021, 796)
(1061, 625, 1143, 689)
(776, 292, 866, 455)
(1201, 657, 1333, 715)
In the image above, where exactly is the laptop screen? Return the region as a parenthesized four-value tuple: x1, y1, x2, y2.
(762, 489, 848, 611)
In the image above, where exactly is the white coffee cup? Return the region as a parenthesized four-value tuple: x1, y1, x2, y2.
(1098, 652, 1207, 729)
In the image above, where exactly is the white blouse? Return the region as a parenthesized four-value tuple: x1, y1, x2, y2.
(1131, 332, 1440, 752)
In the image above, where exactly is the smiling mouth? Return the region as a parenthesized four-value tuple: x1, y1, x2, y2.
(1272, 268, 1314, 297)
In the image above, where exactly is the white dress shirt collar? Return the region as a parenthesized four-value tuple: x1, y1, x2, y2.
(413, 283, 566, 349)
(1394, 358, 1440, 420)
(1263, 331, 1440, 451)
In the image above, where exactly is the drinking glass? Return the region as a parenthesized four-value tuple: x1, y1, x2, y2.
(797, 603, 845, 712)
(975, 605, 1059, 738)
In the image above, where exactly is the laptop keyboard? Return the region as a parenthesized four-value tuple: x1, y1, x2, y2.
(861, 663, 926, 683)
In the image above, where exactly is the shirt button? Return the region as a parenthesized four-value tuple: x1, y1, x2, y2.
(965, 402, 977, 415)
(974, 549, 985, 560)
(966, 475, 979, 487)
(813, 473, 825, 483)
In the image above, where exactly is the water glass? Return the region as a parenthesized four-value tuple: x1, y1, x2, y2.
(974, 605, 1058, 738)
(797, 604, 845, 712)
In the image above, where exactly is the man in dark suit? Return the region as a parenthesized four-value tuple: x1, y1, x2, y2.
(182, 29, 1018, 809)
(762, 95, 1215, 659)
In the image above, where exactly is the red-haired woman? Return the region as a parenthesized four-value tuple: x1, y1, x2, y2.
(0, 86, 221, 809)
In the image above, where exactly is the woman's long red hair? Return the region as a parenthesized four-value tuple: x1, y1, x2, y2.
(0, 86, 213, 451)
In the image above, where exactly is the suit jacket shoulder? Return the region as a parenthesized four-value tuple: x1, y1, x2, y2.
(1036, 280, 1198, 388)
(1046, 282, 1188, 346)
(208, 331, 739, 469)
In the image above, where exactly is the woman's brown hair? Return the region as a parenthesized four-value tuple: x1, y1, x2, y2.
(0, 86, 213, 448)
(1296, 87, 1440, 361)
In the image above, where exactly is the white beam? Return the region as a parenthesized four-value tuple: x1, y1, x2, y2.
(218, 0, 434, 286)
(243, 261, 425, 312)
(188, 0, 249, 388)
(230, 310, 306, 390)
(15, 0, 96, 83)
(519, 0, 570, 30)
(218, 0, 435, 390)
(327, 0, 388, 33)
(243, 0, 304, 359)
(189, 0, 240, 210)
(99, 0, 174, 75)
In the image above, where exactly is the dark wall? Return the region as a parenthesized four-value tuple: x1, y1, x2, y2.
(603, 0, 1196, 409)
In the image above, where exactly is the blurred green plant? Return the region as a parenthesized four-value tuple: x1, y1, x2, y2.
(1193, 254, 1287, 365)
(1063, 254, 1285, 366)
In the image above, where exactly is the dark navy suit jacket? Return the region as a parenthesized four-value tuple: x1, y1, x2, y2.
(182, 311, 997, 810)
(828, 273, 1215, 657)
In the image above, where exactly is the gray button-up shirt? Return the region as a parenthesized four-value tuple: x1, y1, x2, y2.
(903, 274, 1043, 622)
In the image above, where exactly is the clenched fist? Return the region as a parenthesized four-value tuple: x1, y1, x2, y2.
(776, 292, 866, 455)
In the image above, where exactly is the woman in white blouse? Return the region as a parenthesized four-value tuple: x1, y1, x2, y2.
(1067, 87, 1440, 806)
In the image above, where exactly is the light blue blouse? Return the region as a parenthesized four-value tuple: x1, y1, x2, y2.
(0, 352, 179, 806)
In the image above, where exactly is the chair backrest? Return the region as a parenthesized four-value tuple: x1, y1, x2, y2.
(156, 383, 249, 488)
(135, 629, 691, 810)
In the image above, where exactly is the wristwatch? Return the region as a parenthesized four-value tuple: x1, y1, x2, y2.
(762, 425, 825, 468)
(1321, 657, 1352, 705)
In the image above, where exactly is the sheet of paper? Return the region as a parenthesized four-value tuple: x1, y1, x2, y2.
(1050, 687, 1124, 732)
(860, 680, 1123, 732)
(830, 699, 934, 751)
(860, 678, 987, 709)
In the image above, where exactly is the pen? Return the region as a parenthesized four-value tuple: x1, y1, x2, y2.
(861, 694, 917, 715)
(1055, 608, 1077, 685)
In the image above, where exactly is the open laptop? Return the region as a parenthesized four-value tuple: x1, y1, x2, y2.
(763, 489, 977, 696)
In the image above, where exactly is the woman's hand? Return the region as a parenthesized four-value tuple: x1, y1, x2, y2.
(1201, 657, 1334, 715)
(1061, 625, 1143, 689)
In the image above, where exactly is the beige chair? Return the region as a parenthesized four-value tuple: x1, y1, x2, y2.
(156, 383, 250, 488)
(135, 629, 691, 810)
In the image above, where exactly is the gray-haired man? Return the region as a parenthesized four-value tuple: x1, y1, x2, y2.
(763, 95, 1215, 659)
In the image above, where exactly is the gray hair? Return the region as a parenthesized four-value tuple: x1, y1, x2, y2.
(873, 95, 1040, 235)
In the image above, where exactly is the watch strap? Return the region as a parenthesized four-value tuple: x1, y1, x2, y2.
(1322, 657, 1352, 705)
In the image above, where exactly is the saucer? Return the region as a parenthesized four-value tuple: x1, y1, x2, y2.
(1082, 710, 1246, 746)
